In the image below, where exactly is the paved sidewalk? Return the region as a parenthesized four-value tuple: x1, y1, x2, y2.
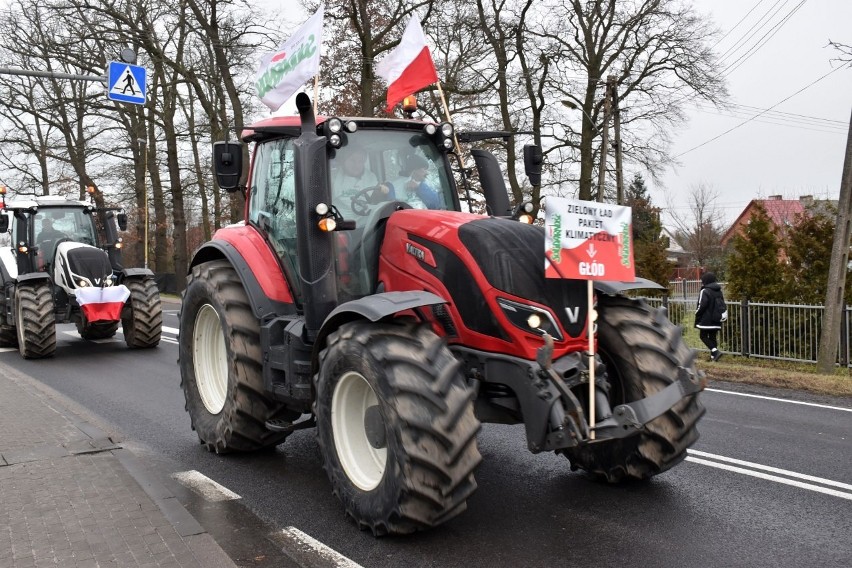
(0, 365, 237, 568)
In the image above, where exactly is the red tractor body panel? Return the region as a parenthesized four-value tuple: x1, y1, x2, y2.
(214, 224, 295, 305)
(378, 209, 588, 361)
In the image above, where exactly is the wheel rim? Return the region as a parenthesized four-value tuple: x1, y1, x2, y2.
(332, 371, 387, 491)
(193, 304, 228, 414)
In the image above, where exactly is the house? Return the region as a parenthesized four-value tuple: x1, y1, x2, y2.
(661, 227, 700, 279)
(721, 195, 813, 258)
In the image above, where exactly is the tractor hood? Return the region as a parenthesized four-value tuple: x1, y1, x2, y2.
(54, 242, 114, 290)
(379, 211, 589, 344)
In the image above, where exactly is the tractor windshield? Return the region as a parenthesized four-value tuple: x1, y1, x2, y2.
(329, 130, 454, 220)
(34, 208, 98, 247)
(32, 207, 98, 272)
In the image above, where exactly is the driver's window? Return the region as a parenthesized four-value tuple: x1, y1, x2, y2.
(248, 138, 300, 298)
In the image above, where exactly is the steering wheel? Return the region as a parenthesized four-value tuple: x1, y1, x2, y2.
(350, 185, 391, 217)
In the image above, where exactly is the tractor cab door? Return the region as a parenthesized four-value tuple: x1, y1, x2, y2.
(247, 137, 303, 302)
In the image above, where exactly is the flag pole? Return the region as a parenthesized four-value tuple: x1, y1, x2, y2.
(435, 81, 463, 156)
(435, 81, 469, 195)
(313, 76, 319, 115)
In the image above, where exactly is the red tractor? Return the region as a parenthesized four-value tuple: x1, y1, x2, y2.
(179, 94, 705, 535)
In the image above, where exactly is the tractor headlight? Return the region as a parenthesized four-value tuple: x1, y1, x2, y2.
(497, 298, 562, 340)
(104, 278, 114, 287)
(442, 138, 454, 149)
(78, 279, 90, 287)
(440, 122, 453, 137)
(424, 123, 437, 136)
(327, 117, 343, 133)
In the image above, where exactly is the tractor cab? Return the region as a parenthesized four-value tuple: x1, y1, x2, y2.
(1, 197, 126, 278)
(222, 114, 460, 306)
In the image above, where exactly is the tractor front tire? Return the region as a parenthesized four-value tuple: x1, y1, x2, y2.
(315, 321, 482, 536)
(563, 295, 705, 481)
(179, 260, 296, 453)
(122, 277, 162, 348)
(15, 282, 56, 359)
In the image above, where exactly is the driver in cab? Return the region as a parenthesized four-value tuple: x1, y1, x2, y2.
(330, 148, 382, 218)
(37, 217, 67, 267)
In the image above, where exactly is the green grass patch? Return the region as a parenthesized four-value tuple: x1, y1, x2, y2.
(698, 354, 852, 398)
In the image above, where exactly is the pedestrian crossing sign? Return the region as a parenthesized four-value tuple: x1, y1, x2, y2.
(107, 61, 147, 105)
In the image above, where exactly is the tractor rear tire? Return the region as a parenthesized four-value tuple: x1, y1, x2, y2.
(315, 321, 481, 536)
(563, 295, 705, 481)
(122, 277, 162, 348)
(179, 260, 296, 453)
(15, 282, 56, 359)
(77, 319, 119, 340)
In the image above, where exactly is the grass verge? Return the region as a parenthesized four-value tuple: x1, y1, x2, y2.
(697, 354, 852, 398)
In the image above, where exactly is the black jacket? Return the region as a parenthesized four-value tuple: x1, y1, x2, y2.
(695, 282, 727, 329)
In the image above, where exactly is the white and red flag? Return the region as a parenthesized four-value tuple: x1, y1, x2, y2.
(75, 285, 131, 323)
(255, 6, 324, 112)
(376, 16, 439, 113)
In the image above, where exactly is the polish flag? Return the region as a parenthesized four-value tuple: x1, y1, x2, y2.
(75, 285, 131, 322)
(376, 16, 439, 113)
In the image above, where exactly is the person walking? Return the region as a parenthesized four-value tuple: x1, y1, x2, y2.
(695, 271, 728, 361)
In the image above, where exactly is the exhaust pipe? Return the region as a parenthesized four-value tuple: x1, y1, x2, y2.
(293, 93, 337, 341)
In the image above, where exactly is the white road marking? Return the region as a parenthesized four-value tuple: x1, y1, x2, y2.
(686, 456, 852, 501)
(279, 527, 365, 568)
(162, 325, 180, 335)
(171, 470, 241, 501)
(706, 387, 852, 413)
(688, 449, 852, 492)
(160, 337, 178, 345)
(0, 347, 17, 353)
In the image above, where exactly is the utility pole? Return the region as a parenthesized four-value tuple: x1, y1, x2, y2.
(596, 75, 615, 203)
(612, 78, 624, 205)
(817, 107, 852, 374)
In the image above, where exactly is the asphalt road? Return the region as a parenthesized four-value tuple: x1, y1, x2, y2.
(2, 305, 851, 568)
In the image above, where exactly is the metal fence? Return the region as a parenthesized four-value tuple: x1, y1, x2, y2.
(642, 296, 852, 367)
(668, 279, 704, 300)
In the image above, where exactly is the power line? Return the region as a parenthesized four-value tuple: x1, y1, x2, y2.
(717, 0, 790, 64)
(693, 103, 847, 134)
(721, 0, 806, 77)
(674, 64, 849, 158)
(716, 0, 769, 45)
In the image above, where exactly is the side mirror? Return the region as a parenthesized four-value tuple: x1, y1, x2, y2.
(117, 212, 128, 231)
(523, 144, 543, 187)
(0, 213, 8, 233)
(213, 141, 244, 192)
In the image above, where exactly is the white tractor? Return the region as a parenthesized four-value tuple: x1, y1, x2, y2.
(0, 191, 162, 358)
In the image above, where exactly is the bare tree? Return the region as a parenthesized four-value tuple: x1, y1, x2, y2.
(539, 0, 727, 201)
(667, 183, 726, 271)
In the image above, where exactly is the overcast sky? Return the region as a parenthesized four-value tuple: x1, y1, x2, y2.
(654, 0, 852, 227)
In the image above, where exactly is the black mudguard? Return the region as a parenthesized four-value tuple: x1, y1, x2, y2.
(311, 291, 446, 374)
(594, 277, 665, 296)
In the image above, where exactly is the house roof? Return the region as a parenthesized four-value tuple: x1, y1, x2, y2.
(722, 196, 807, 244)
